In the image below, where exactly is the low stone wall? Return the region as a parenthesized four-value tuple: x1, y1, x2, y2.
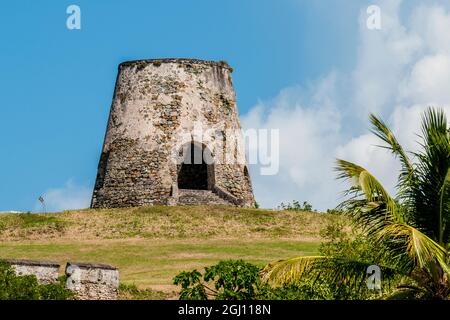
(65, 262, 120, 300)
(2, 259, 120, 300)
(3, 259, 60, 285)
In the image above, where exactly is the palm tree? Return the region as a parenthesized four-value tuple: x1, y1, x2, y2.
(262, 107, 450, 299)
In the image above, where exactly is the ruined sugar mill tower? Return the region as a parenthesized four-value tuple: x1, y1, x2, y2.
(91, 58, 255, 208)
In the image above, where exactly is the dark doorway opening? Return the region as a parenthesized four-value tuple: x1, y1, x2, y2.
(177, 142, 210, 190)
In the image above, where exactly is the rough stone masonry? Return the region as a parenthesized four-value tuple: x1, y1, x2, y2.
(3, 259, 119, 300)
(91, 58, 255, 208)
(5, 259, 59, 285)
(65, 262, 119, 300)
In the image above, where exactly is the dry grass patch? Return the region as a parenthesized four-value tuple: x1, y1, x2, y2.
(0, 206, 340, 241)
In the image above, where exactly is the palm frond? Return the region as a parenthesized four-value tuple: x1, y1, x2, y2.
(386, 286, 426, 300)
(336, 159, 404, 228)
(410, 107, 450, 243)
(378, 224, 450, 275)
(261, 256, 327, 287)
(327, 107, 450, 298)
(438, 167, 450, 245)
(421, 107, 448, 143)
(369, 114, 416, 201)
(261, 256, 399, 292)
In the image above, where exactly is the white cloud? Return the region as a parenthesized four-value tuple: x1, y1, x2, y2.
(35, 179, 92, 212)
(399, 54, 450, 105)
(352, 0, 422, 118)
(243, 74, 343, 210)
(243, 1, 450, 210)
(410, 5, 450, 54)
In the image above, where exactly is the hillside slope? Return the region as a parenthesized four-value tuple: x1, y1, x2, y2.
(0, 206, 342, 298)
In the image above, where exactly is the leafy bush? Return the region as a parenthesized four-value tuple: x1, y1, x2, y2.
(262, 282, 335, 300)
(174, 260, 267, 300)
(317, 219, 402, 299)
(319, 219, 393, 269)
(278, 200, 314, 212)
(173, 260, 339, 300)
(0, 262, 73, 300)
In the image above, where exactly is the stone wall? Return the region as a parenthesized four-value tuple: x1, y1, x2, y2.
(3, 259, 119, 300)
(65, 262, 119, 300)
(91, 58, 255, 208)
(4, 259, 59, 285)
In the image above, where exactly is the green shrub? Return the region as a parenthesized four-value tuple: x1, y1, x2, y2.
(319, 219, 392, 267)
(174, 260, 267, 300)
(261, 282, 334, 300)
(173, 260, 337, 300)
(278, 200, 314, 212)
(0, 263, 73, 300)
(317, 219, 401, 299)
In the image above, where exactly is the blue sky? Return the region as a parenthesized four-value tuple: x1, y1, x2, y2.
(2, 0, 449, 211)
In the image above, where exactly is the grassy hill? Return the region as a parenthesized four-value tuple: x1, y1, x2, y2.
(0, 205, 342, 299)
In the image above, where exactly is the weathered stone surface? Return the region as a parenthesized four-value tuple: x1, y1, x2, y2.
(65, 262, 119, 300)
(3, 259, 121, 300)
(3, 259, 59, 285)
(91, 58, 255, 208)
(178, 189, 232, 206)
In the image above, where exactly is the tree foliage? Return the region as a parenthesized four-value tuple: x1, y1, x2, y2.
(278, 200, 314, 212)
(173, 259, 346, 300)
(263, 107, 450, 300)
(173, 260, 264, 300)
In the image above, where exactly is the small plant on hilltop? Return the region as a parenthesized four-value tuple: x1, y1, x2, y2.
(278, 200, 314, 212)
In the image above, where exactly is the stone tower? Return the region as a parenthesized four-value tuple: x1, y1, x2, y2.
(91, 58, 255, 208)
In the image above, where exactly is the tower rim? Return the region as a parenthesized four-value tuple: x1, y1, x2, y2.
(119, 58, 232, 71)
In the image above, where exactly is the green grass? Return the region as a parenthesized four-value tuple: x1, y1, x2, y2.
(0, 213, 68, 233)
(119, 283, 169, 300)
(0, 205, 342, 298)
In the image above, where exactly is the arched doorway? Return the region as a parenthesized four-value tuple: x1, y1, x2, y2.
(177, 142, 214, 190)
